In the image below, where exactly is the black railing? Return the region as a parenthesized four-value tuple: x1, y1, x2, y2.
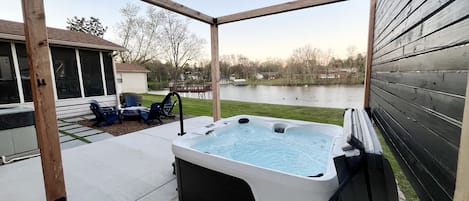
(169, 91, 185, 136)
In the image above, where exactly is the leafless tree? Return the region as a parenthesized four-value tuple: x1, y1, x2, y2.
(115, 3, 164, 64)
(160, 11, 205, 81)
(346, 45, 357, 59)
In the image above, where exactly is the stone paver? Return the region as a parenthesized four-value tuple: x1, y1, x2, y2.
(59, 135, 75, 143)
(62, 117, 85, 123)
(66, 127, 92, 134)
(82, 115, 96, 120)
(59, 124, 82, 131)
(73, 129, 104, 138)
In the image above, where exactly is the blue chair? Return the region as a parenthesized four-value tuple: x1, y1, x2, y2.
(158, 93, 177, 118)
(123, 95, 139, 108)
(140, 103, 163, 125)
(90, 102, 120, 127)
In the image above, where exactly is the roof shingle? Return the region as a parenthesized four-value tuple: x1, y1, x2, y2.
(0, 19, 125, 51)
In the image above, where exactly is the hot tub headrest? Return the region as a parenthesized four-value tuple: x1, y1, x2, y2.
(238, 118, 249, 124)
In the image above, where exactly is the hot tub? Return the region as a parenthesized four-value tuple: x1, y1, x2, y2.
(172, 115, 347, 201)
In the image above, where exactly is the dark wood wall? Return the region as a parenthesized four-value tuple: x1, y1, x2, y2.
(369, 0, 469, 200)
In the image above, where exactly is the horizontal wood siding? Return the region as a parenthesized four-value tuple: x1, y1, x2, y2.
(55, 96, 117, 119)
(370, 0, 469, 200)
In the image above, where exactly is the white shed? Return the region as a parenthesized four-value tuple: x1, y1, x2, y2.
(115, 63, 150, 94)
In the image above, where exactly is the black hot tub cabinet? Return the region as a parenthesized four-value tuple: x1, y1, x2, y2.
(173, 110, 398, 201)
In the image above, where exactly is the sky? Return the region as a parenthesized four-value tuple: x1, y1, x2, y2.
(0, 0, 369, 62)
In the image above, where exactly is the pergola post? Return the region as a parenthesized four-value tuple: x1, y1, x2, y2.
(454, 74, 469, 200)
(210, 23, 221, 121)
(363, 0, 376, 111)
(21, 1, 67, 201)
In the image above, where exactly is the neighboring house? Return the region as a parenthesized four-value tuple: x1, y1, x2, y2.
(115, 63, 150, 94)
(0, 19, 125, 118)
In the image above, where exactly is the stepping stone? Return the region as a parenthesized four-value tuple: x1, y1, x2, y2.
(82, 115, 96, 120)
(66, 127, 92, 134)
(59, 124, 82, 131)
(62, 117, 84, 123)
(60, 140, 87, 150)
(59, 135, 75, 143)
(84, 133, 114, 143)
(57, 122, 72, 127)
(74, 129, 103, 138)
(58, 132, 66, 137)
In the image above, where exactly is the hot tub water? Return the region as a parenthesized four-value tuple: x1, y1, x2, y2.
(191, 121, 333, 177)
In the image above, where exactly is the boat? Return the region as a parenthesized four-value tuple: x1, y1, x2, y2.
(232, 79, 248, 86)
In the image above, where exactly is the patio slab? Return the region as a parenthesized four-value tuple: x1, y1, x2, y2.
(0, 116, 213, 201)
(60, 139, 88, 150)
(84, 133, 114, 142)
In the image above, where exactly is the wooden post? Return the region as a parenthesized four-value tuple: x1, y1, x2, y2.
(210, 23, 221, 121)
(363, 0, 376, 109)
(21, 1, 67, 201)
(454, 74, 469, 201)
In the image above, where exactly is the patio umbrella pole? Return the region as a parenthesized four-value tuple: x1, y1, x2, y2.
(172, 92, 185, 136)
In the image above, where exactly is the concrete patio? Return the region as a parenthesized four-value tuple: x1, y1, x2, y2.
(0, 116, 213, 201)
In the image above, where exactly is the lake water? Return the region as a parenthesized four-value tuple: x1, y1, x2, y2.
(149, 84, 364, 109)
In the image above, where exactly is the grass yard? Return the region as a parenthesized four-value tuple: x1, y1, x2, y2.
(142, 93, 418, 200)
(142, 94, 343, 125)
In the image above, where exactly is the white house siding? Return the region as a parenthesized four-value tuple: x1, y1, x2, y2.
(3, 95, 117, 119)
(55, 96, 117, 118)
(118, 72, 148, 94)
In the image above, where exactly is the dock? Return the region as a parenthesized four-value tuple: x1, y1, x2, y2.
(169, 84, 211, 93)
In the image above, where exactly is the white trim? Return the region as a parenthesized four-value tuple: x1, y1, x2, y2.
(75, 49, 85, 98)
(99, 52, 107, 96)
(47, 47, 58, 101)
(10, 42, 24, 103)
(112, 54, 120, 107)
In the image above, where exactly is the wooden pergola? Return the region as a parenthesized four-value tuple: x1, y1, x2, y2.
(19, 0, 469, 200)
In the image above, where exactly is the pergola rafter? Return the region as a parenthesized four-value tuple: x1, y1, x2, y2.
(217, 0, 346, 25)
(142, 0, 214, 24)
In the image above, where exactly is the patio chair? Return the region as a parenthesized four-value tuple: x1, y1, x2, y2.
(89, 101, 121, 127)
(158, 93, 177, 118)
(139, 102, 163, 125)
(123, 95, 140, 108)
(89, 100, 114, 113)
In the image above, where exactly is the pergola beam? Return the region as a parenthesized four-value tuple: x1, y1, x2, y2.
(454, 63, 469, 200)
(363, 0, 376, 110)
(210, 24, 221, 121)
(142, 0, 214, 24)
(217, 0, 346, 25)
(21, 0, 67, 200)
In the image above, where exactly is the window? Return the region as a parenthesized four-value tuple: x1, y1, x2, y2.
(15, 43, 33, 102)
(79, 50, 104, 96)
(50, 47, 81, 99)
(0, 42, 19, 104)
(102, 52, 116, 95)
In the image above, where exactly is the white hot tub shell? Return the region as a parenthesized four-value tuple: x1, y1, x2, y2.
(172, 115, 348, 201)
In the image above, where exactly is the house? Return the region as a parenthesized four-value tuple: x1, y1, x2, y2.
(115, 63, 150, 94)
(0, 19, 125, 118)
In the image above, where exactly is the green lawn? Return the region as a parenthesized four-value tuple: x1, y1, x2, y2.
(142, 94, 344, 125)
(142, 93, 418, 200)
